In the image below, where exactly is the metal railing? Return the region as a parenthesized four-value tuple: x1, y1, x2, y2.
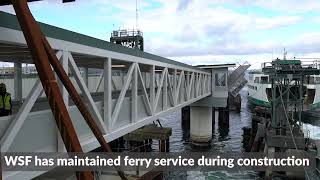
(262, 60, 320, 70)
(111, 29, 143, 38)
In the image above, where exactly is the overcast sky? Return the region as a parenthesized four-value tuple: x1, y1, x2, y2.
(1, 0, 320, 69)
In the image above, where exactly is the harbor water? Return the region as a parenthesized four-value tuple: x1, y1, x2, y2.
(158, 88, 320, 180)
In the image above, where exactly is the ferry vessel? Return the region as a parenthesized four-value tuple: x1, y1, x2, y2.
(247, 58, 320, 110)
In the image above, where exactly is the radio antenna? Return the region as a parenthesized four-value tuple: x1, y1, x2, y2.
(136, 0, 138, 30)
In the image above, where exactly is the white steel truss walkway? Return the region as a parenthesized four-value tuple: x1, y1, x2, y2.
(0, 11, 211, 152)
(0, 11, 220, 180)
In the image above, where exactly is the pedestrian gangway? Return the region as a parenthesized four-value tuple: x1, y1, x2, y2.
(0, 10, 234, 179)
(228, 62, 251, 96)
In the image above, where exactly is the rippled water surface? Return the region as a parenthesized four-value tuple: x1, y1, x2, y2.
(157, 90, 259, 179)
(158, 89, 320, 179)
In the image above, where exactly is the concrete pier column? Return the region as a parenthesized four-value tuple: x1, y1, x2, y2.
(190, 106, 212, 145)
(218, 107, 229, 126)
(212, 108, 215, 132)
(181, 106, 190, 130)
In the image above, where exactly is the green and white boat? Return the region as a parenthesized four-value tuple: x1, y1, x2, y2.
(247, 59, 320, 110)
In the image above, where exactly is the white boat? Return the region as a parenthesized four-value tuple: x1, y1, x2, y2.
(247, 60, 320, 110)
(247, 72, 272, 107)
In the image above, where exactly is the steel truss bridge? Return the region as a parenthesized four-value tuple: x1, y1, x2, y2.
(0, 10, 233, 179)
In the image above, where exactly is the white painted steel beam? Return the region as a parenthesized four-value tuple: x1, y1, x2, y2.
(111, 76, 117, 90)
(187, 72, 194, 100)
(0, 80, 43, 152)
(104, 58, 112, 131)
(131, 63, 138, 123)
(0, 23, 223, 180)
(57, 50, 69, 152)
(81, 92, 211, 151)
(59, 51, 69, 105)
(83, 67, 88, 87)
(0, 27, 210, 76)
(166, 74, 175, 107)
(111, 63, 135, 127)
(185, 72, 189, 100)
(196, 73, 200, 97)
(163, 69, 168, 110)
(150, 66, 155, 115)
(182, 72, 186, 103)
(154, 68, 167, 111)
(137, 64, 152, 116)
(68, 52, 107, 134)
(173, 69, 177, 104)
(175, 71, 184, 105)
(95, 72, 104, 92)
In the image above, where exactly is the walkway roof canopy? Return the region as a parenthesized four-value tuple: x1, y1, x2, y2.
(0, 11, 208, 73)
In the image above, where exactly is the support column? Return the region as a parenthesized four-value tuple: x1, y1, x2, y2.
(218, 97, 229, 126)
(83, 67, 88, 87)
(218, 107, 229, 127)
(150, 66, 155, 115)
(14, 62, 22, 100)
(190, 106, 212, 146)
(159, 140, 166, 152)
(132, 63, 138, 123)
(181, 106, 190, 130)
(57, 51, 69, 152)
(165, 138, 170, 152)
(104, 58, 112, 131)
(212, 107, 215, 132)
(162, 69, 167, 110)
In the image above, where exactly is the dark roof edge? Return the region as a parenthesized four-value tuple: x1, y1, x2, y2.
(0, 11, 208, 73)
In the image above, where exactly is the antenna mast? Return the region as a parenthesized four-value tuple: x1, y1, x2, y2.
(110, 0, 144, 51)
(136, 0, 138, 30)
(283, 48, 287, 60)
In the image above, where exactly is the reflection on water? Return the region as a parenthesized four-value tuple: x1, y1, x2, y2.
(302, 111, 320, 140)
(159, 90, 261, 179)
(158, 88, 320, 179)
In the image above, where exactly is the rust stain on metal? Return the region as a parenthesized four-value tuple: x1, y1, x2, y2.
(43, 34, 128, 180)
(9, 0, 92, 179)
(2, 0, 128, 179)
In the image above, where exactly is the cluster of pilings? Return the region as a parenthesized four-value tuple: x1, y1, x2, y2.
(124, 124, 172, 153)
(229, 94, 242, 112)
(98, 124, 172, 180)
(243, 107, 270, 152)
(242, 106, 320, 179)
(108, 124, 172, 153)
(218, 106, 229, 127)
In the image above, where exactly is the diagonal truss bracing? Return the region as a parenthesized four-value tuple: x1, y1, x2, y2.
(0, 6, 211, 180)
(108, 61, 211, 131)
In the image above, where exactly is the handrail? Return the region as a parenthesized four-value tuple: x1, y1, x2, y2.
(8, 0, 127, 179)
(111, 29, 143, 37)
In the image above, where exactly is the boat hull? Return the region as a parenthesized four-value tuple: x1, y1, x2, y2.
(248, 96, 271, 108)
